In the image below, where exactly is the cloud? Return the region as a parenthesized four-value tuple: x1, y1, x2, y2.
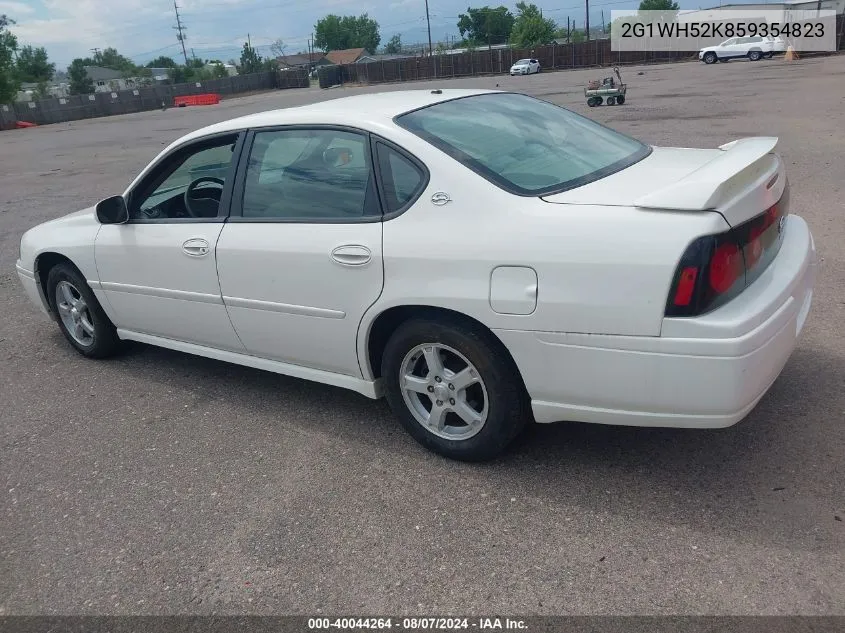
(0, 1, 35, 15)
(8, 0, 468, 68)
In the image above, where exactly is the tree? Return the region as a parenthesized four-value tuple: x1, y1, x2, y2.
(383, 34, 402, 54)
(456, 6, 515, 47)
(239, 41, 264, 74)
(34, 81, 50, 99)
(167, 65, 189, 83)
(90, 47, 136, 73)
(638, 0, 679, 10)
(509, 2, 557, 48)
(0, 14, 19, 104)
(210, 62, 229, 79)
(67, 59, 94, 95)
(15, 45, 55, 83)
(314, 13, 380, 53)
(270, 39, 286, 58)
(146, 56, 177, 68)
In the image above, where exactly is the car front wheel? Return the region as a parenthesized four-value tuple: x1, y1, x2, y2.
(748, 50, 762, 61)
(382, 318, 530, 461)
(703, 52, 717, 64)
(47, 262, 121, 358)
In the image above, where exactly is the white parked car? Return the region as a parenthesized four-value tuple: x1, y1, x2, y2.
(510, 58, 540, 75)
(16, 89, 816, 461)
(699, 35, 786, 64)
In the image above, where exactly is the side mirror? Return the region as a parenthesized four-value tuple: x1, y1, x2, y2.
(96, 195, 129, 224)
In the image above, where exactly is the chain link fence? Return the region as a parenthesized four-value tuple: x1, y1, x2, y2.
(1, 69, 310, 130)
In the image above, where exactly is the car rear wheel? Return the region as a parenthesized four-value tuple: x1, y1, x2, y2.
(381, 318, 529, 461)
(703, 52, 717, 64)
(616, 94, 625, 105)
(748, 50, 762, 61)
(46, 263, 121, 358)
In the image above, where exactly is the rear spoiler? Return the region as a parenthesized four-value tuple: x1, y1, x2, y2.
(634, 137, 779, 211)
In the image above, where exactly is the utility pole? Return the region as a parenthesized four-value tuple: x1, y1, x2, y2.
(424, 0, 433, 57)
(90, 47, 101, 64)
(601, 10, 605, 36)
(585, 0, 590, 41)
(173, 1, 188, 65)
(567, 16, 570, 43)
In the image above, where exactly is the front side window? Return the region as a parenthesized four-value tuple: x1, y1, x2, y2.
(241, 128, 375, 220)
(130, 134, 238, 220)
(396, 93, 650, 196)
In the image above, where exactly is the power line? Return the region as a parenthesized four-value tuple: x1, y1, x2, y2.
(173, 1, 189, 65)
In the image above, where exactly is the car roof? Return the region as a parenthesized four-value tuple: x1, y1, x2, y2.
(178, 88, 499, 144)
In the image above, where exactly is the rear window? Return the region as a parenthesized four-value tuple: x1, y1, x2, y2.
(396, 93, 650, 196)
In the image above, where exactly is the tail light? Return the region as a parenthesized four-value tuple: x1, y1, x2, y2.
(665, 186, 788, 317)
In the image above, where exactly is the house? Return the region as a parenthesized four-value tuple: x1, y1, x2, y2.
(84, 66, 129, 92)
(276, 52, 330, 70)
(355, 53, 413, 64)
(325, 48, 370, 65)
(679, 0, 844, 22)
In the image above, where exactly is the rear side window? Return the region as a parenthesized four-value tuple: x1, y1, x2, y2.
(240, 128, 377, 221)
(376, 143, 426, 213)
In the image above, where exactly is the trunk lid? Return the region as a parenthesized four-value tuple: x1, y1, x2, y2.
(542, 137, 787, 228)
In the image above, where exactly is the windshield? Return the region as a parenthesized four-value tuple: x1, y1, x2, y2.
(396, 93, 650, 196)
(515, 59, 531, 64)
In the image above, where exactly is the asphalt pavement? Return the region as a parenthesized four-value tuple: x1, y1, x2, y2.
(0, 56, 843, 615)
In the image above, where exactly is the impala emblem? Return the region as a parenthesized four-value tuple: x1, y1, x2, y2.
(431, 191, 451, 206)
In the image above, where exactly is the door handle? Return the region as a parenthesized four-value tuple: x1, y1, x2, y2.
(182, 238, 210, 257)
(331, 245, 372, 266)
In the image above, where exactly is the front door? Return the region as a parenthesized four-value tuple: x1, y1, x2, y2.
(216, 127, 388, 377)
(95, 133, 244, 351)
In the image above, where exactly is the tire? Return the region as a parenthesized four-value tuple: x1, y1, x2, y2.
(748, 50, 762, 61)
(616, 94, 625, 105)
(587, 97, 598, 107)
(381, 317, 530, 462)
(606, 96, 616, 106)
(46, 262, 121, 358)
(766, 52, 774, 59)
(703, 52, 717, 64)
(595, 96, 603, 105)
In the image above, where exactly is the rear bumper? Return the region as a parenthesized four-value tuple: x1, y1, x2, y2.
(495, 215, 816, 428)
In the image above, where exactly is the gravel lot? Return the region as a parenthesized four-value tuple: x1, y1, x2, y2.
(1, 56, 843, 616)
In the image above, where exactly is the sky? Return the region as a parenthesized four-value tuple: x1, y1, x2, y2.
(3, 0, 771, 70)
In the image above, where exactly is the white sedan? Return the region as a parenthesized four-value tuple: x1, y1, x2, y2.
(510, 58, 540, 75)
(16, 89, 816, 461)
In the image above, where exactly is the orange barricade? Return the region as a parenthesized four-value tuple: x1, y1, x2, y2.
(173, 93, 221, 107)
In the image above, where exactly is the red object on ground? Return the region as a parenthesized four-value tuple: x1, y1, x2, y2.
(173, 93, 221, 107)
(15, 120, 37, 128)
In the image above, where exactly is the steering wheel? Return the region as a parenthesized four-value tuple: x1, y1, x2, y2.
(184, 177, 225, 218)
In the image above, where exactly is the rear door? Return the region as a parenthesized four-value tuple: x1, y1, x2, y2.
(215, 126, 385, 377)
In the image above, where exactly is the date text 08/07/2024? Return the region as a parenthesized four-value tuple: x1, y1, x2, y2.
(307, 617, 528, 630)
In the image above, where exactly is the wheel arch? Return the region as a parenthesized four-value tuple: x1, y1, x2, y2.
(34, 251, 79, 319)
(360, 304, 527, 390)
